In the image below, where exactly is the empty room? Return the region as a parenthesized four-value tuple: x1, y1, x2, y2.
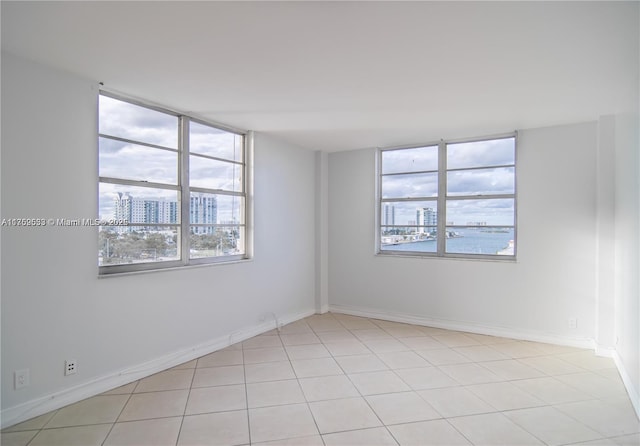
(1, 1, 639, 445)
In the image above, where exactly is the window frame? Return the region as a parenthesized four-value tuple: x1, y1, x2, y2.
(376, 133, 517, 260)
(98, 90, 252, 275)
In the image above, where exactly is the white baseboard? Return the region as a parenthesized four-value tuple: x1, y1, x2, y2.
(612, 351, 640, 420)
(594, 343, 616, 358)
(318, 305, 329, 314)
(329, 304, 594, 349)
(1, 308, 315, 429)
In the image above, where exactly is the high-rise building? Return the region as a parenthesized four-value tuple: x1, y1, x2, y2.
(114, 192, 149, 232)
(114, 192, 131, 223)
(383, 204, 395, 227)
(143, 199, 178, 226)
(416, 207, 437, 233)
(190, 194, 218, 234)
(113, 192, 211, 232)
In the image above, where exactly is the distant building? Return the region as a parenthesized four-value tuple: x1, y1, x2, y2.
(416, 207, 437, 233)
(466, 221, 487, 226)
(113, 192, 215, 233)
(144, 199, 179, 226)
(190, 194, 218, 234)
(114, 192, 177, 232)
(383, 204, 395, 226)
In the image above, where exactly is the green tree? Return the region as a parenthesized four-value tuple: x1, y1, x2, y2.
(98, 229, 118, 260)
(144, 233, 168, 255)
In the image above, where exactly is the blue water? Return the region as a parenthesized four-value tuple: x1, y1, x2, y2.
(382, 229, 514, 255)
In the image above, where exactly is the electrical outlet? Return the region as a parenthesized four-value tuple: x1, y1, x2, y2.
(65, 360, 77, 376)
(568, 318, 577, 329)
(14, 369, 30, 390)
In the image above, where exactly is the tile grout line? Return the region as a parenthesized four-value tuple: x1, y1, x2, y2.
(241, 340, 253, 445)
(297, 322, 331, 445)
(98, 379, 140, 446)
(8, 313, 636, 445)
(173, 364, 198, 446)
(380, 325, 537, 445)
(331, 317, 405, 445)
(343, 315, 607, 446)
(373, 323, 461, 445)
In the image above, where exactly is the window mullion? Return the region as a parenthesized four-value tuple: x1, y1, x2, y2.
(189, 186, 244, 197)
(180, 117, 190, 266)
(437, 141, 447, 256)
(98, 133, 178, 153)
(447, 193, 516, 201)
(446, 163, 514, 173)
(99, 177, 179, 191)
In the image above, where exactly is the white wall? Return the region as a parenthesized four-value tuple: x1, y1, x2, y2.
(613, 111, 640, 415)
(611, 5, 640, 414)
(595, 116, 616, 353)
(328, 122, 599, 345)
(0, 53, 317, 424)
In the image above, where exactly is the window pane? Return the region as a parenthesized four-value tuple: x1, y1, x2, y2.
(188, 192, 218, 226)
(381, 200, 437, 230)
(447, 137, 515, 170)
(447, 166, 514, 196)
(190, 121, 243, 162)
(99, 226, 179, 266)
(381, 200, 438, 253)
(99, 137, 178, 184)
(190, 155, 243, 192)
(99, 95, 178, 149)
(445, 226, 515, 255)
(217, 195, 244, 224)
(380, 227, 437, 253)
(99, 183, 180, 225)
(189, 193, 244, 226)
(382, 146, 438, 174)
(190, 226, 244, 258)
(381, 172, 438, 199)
(446, 198, 514, 226)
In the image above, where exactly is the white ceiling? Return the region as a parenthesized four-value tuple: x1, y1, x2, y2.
(2, 1, 638, 152)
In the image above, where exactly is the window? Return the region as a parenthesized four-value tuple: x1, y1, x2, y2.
(378, 134, 516, 259)
(98, 92, 250, 274)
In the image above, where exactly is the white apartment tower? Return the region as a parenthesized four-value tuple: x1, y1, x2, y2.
(114, 192, 180, 232)
(416, 207, 437, 233)
(190, 194, 218, 234)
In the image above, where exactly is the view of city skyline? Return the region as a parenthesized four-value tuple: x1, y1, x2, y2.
(111, 192, 220, 234)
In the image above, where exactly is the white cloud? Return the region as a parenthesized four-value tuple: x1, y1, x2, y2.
(99, 95, 178, 149)
(98, 95, 243, 223)
(381, 137, 516, 227)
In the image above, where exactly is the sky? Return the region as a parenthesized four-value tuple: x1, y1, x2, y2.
(381, 138, 515, 226)
(98, 95, 243, 223)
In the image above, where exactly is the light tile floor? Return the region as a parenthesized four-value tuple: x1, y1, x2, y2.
(3, 313, 639, 446)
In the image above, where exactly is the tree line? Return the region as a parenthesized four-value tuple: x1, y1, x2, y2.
(99, 229, 238, 262)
